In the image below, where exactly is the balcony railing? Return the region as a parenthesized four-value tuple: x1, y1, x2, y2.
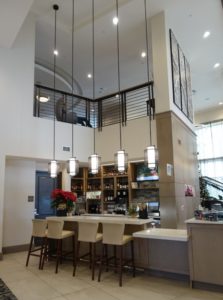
(34, 81, 154, 129)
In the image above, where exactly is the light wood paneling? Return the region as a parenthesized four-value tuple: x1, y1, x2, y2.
(156, 111, 200, 228)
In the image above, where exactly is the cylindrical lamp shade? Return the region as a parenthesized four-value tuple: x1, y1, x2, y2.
(144, 146, 158, 170)
(67, 157, 79, 176)
(48, 160, 60, 178)
(115, 150, 128, 173)
(88, 154, 101, 175)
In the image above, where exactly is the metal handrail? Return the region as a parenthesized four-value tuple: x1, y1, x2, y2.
(34, 81, 154, 129)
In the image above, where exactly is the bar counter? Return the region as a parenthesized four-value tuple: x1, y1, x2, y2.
(47, 214, 153, 226)
(186, 218, 223, 290)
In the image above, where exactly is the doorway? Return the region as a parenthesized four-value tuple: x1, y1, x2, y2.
(35, 171, 61, 219)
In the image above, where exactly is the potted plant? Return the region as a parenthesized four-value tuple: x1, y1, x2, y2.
(128, 204, 138, 218)
(51, 189, 77, 216)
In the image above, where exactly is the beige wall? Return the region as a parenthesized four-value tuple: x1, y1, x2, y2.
(157, 112, 199, 229)
(195, 107, 223, 124)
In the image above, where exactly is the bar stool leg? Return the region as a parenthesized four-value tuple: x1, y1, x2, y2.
(105, 244, 109, 272)
(89, 243, 92, 269)
(131, 240, 135, 277)
(26, 236, 34, 267)
(119, 246, 123, 287)
(114, 245, 117, 273)
(72, 235, 76, 270)
(41, 237, 48, 270)
(39, 237, 45, 270)
(98, 243, 104, 282)
(92, 243, 95, 280)
(55, 239, 61, 274)
(73, 241, 80, 276)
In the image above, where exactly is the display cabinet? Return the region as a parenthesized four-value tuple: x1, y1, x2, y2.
(70, 162, 159, 215)
(71, 168, 86, 214)
(129, 162, 160, 218)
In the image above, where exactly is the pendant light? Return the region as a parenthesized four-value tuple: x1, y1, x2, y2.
(114, 0, 128, 173)
(88, 0, 101, 175)
(67, 0, 79, 176)
(143, 0, 158, 170)
(48, 4, 60, 178)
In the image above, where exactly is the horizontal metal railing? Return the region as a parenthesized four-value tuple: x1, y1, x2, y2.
(34, 81, 154, 129)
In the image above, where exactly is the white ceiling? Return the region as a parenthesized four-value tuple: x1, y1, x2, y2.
(0, 0, 34, 48)
(31, 0, 223, 113)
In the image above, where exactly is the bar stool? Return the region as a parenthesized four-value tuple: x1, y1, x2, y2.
(42, 219, 75, 273)
(73, 221, 102, 280)
(98, 223, 135, 287)
(26, 219, 47, 269)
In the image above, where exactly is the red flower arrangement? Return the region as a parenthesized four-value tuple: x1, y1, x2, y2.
(51, 189, 77, 212)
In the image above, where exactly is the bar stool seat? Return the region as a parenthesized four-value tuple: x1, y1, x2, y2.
(42, 219, 75, 273)
(98, 223, 135, 287)
(73, 221, 102, 280)
(26, 219, 47, 269)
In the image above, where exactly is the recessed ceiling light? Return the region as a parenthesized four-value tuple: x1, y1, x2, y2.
(91, 108, 95, 112)
(214, 63, 220, 69)
(53, 49, 58, 56)
(113, 16, 119, 25)
(141, 51, 146, 58)
(219, 102, 223, 105)
(39, 96, 49, 103)
(203, 31, 210, 39)
(87, 73, 92, 78)
(115, 94, 119, 98)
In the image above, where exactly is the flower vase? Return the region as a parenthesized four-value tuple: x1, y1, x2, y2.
(56, 209, 67, 217)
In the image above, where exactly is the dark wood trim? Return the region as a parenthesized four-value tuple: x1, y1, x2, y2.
(3, 244, 29, 254)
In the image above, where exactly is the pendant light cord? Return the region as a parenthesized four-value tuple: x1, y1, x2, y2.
(144, 0, 152, 146)
(92, 0, 96, 153)
(53, 5, 59, 160)
(71, 0, 74, 157)
(116, 0, 122, 150)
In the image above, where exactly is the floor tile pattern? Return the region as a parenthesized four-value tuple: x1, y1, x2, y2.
(0, 252, 223, 300)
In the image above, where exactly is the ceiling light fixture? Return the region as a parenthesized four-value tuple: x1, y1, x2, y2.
(36, 95, 50, 103)
(88, 0, 101, 175)
(53, 49, 59, 56)
(219, 102, 223, 105)
(214, 63, 220, 69)
(141, 51, 146, 58)
(67, 0, 79, 177)
(203, 31, 210, 39)
(143, 0, 158, 170)
(114, 0, 128, 173)
(113, 16, 119, 25)
(48, 4, 60, 178)
(87, 73, 92, 78)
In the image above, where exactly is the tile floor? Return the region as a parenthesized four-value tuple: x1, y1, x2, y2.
(0, 252, 223, 300)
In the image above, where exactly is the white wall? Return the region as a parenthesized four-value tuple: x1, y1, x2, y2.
(0, 13, 93, 253)
(3, 159, 36, 247)
(151, 12, 194, 132)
